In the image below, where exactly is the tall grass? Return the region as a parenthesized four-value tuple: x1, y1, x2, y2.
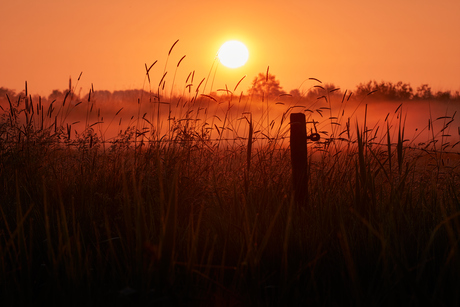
(1, 60, 460, 306)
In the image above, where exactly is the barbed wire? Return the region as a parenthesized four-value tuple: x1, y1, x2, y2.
(3, 133, 460, 155)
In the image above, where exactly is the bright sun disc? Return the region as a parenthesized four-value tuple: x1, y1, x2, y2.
(217, 41, 249, 69)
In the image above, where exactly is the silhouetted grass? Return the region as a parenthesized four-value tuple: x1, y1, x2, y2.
(1, 64, 460, 306)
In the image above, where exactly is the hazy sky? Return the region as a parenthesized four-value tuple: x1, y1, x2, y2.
(1, 0, 459, 96)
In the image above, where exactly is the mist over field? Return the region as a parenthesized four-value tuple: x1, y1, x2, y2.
(2, 80, 459, 149)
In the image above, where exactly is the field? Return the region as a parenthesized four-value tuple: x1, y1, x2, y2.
(1, 76, 460, 306)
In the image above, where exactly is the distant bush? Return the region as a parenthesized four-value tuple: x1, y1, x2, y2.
(355, 80, 460, 101)
(248, 72, 286, 97)
(355, 81, 413, 100)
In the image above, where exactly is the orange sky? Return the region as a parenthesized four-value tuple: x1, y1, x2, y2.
(1, 0, 459, 97)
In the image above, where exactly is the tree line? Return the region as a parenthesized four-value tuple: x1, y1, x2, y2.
(248, 73, 460, 102)
(1, 77, 459, 107)
(352, 80, 459, 101)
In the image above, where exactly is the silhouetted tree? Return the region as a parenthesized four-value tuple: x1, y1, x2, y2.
(0, 87, 17, 109)
(394, 81, 413, 100)
(0, 87, 13, 98)
(453, 91, 460, 101)
(415, 84, 433, 100)
(355, 81, 375, 98)
(434, 90, 451, 101)
(0, 87, 16, 100)
(248, 73, 286, 97)
(48, 89, 64, 102)
(289, 89, 301, 98)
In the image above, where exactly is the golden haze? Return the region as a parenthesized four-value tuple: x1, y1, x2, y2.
(0, 0, 459, 96)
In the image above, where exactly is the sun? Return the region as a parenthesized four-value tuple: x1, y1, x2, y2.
(217, 40, 249, 69)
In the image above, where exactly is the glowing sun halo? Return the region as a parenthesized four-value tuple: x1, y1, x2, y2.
(217, 41, 249, 69)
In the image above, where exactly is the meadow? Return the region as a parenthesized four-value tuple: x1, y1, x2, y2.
(1, 71, 460, 306)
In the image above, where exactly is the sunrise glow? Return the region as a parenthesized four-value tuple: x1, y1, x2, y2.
(2, 1, 460, 305)
(217, 41, 249, 69)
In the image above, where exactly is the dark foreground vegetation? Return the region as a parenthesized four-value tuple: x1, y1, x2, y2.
(1, 77, 460, 306)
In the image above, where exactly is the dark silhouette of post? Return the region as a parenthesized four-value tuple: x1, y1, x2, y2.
(290, 113, 308, 205)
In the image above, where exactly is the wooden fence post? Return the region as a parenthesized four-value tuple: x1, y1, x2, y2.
(290, 113, 308, 205)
